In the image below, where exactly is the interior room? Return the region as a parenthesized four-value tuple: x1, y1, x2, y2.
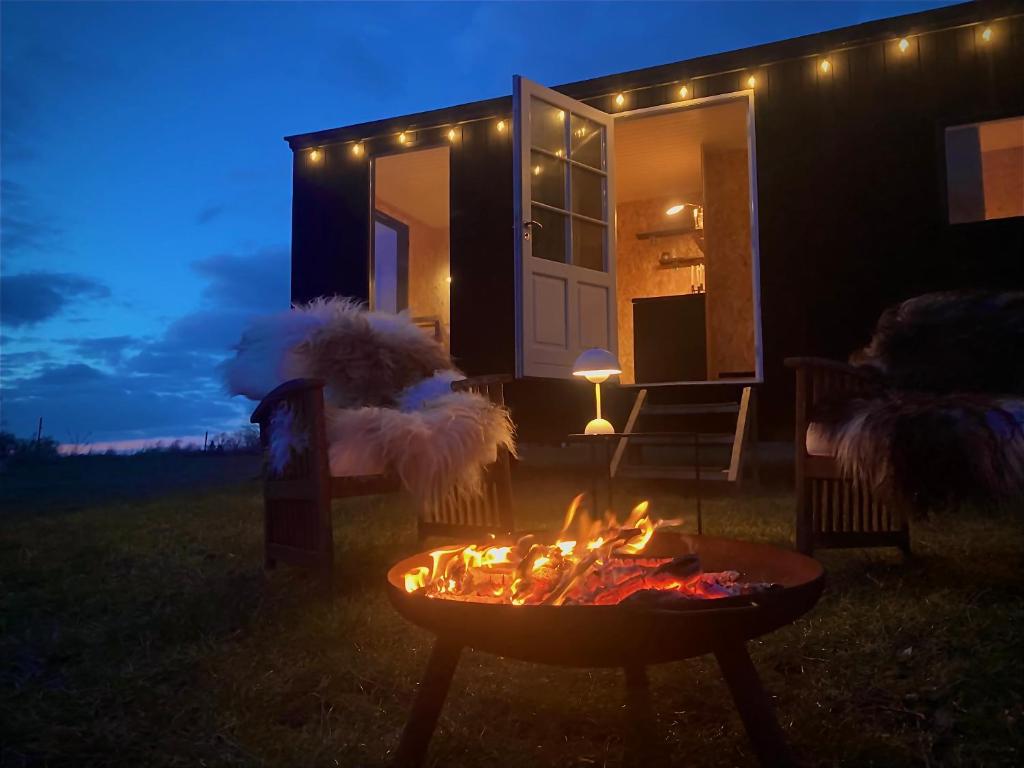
(372, 145, 452, 345)
(614, 98, 758, 384)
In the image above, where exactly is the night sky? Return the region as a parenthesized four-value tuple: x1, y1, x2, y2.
(1, 1, 955, 449)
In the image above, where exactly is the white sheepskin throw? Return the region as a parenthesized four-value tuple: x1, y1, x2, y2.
(323, 390, 515, 500)
(224, 297, 516, 500)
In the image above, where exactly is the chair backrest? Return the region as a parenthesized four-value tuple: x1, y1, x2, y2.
(418, 375, 516, 542)
(786, 358, 878, 445)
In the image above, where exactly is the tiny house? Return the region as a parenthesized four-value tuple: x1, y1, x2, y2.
(285, 1, 1023, 442)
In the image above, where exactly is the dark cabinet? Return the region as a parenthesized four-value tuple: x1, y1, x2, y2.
(633, 294, 707, 383)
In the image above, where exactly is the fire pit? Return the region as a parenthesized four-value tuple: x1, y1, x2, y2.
(387, 500, 824, 767)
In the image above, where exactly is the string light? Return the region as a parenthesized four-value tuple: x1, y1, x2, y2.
(300, 17, 1002, 155)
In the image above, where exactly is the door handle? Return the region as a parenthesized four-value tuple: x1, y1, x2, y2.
(523, 219, 543, 240)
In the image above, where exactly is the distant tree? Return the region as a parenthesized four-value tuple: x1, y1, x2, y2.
(0, 430, 60, 463)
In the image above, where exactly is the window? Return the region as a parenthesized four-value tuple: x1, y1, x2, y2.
(945, 116, 1024, 224)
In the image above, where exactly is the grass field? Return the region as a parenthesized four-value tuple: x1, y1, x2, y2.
(1, 455, 1022, 767)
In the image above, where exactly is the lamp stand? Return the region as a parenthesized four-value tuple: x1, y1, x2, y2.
(585, 381, 614, 435)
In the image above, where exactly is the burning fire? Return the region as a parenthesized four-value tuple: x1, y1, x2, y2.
(402, 496, 773, 606)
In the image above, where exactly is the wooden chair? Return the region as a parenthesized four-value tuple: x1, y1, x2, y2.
(417, 375, 516, 542)
(250, 375, 515, 583)
(785, 357, 911, 556)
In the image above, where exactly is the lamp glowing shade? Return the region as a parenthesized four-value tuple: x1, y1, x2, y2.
(573, 348, 621, 435)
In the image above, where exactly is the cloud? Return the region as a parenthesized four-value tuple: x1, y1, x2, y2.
(191, 246, 290, 313)
(1, 271, 110, 327)
(59, 335, 139, 367)
(2, 362, 244, 441)
(0, 180, 63, 255)
(2, 247, 288, 441)
(196, 204, 225, 224)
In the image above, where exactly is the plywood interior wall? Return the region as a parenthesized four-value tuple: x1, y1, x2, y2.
(375, 147, 451, 344)
(702, 146, 755, 379)
(615, 197, 702, 384)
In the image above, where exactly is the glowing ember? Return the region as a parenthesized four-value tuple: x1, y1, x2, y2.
(403, 496, 775, 606)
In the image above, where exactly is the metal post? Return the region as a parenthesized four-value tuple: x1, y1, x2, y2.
(695, 433, 703, 535)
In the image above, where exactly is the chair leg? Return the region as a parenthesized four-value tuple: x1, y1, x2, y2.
(714, 640, 793, 768)
(394, 638, 463, 768)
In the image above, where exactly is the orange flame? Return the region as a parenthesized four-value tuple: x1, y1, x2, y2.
(400, 495, 729, 607)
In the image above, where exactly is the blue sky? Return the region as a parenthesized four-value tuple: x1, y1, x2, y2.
(1, 0, 955, 446)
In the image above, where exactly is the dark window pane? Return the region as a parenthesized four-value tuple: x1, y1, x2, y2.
(570, 113, 603, 170)
(572, 218, 605, 271)
(531, 206, 568, 263)
(531, 98, 566, 156)
(571, 165, 605, 221)
(945, 116, 1024, 224)
(531, 150, 566, 210)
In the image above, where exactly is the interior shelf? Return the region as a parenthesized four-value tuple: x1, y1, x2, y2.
(635, 225, 695, 240)
(657, 255, 704, 269)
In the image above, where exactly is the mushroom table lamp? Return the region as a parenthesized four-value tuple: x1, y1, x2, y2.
(572, 348, 622, 435)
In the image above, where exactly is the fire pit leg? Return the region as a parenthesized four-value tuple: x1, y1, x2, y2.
(713, 641, 793, 768)
(393, 638, 463, 768)
(622, 665, 668, 767)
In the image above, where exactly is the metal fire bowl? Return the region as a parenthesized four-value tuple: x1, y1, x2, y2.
(387, 533, 824, 668)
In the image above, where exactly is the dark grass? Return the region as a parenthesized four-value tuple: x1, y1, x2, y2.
(1, 457, 1022, 767)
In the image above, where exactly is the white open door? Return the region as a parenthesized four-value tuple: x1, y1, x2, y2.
(513, 76, 617, 378)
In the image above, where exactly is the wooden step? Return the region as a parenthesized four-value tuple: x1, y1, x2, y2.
(618, 465, 731, 481)
(641, 402, 740, 416)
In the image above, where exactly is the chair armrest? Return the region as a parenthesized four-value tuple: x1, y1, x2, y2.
(250, 378, 326, 425)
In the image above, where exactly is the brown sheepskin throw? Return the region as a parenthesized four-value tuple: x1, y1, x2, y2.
(224, 297, 515, 500)
(851, 290, 1024, 393)
(814, 393, 1024, 511)
(815, 290, 1024, 512)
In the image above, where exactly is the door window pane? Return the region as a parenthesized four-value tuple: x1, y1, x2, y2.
(530, 98, 566, 155)
(530, 150, 566, 209)
(570, 113, 603, 170)
(572, 218, 605, 271)
(530, 206, 568, 263)
(571, 165, 606, 221)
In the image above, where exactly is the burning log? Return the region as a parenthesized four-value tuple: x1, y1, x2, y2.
(403, 497, 776, 607)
